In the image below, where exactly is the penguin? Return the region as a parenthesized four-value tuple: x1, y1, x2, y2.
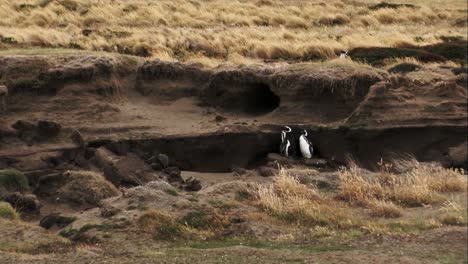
(299, 129, 314, 159)
(280, 126, 293, 157)
(339, 50, 348, 59)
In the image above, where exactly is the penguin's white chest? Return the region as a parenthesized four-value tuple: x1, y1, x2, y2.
(299, 136, 312, 159)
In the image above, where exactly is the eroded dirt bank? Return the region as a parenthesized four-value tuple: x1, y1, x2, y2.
(0, 53, 467, 264)
(0, 54, 466, 172)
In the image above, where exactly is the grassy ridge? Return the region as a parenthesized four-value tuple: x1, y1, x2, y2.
(0, 0, 466, 65)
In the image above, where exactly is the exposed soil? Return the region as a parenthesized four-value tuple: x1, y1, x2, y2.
(0, 53, 467, 263)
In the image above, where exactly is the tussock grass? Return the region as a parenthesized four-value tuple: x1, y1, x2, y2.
(0, 0, 465, 65)
(138, 210, 187, 240)
(57, 170, 119, 205)
(368, 200, 403, 218)
(179, 209, 230, 232)
(0, 202, 19, 220)
(256, 168, 353, 228)
(337, 158, 466, 209)
(0, 169, 29, 192)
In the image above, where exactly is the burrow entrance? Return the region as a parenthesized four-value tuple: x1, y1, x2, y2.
(242, 83, 280, 115)
(207, 82, 280, 115)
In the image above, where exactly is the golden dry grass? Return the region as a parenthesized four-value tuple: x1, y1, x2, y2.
(0, 0, 465, 65)
(337, 158, 467, 208)
(255, 157, 466, 230)
(256, 168, 354, 228)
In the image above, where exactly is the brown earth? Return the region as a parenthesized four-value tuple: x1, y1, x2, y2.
(0, 53, 467, 263)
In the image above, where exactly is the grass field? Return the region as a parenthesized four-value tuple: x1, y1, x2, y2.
(0, 0, 466, 66)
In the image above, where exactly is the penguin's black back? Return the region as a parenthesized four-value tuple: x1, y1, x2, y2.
(284, 130, 300, 157)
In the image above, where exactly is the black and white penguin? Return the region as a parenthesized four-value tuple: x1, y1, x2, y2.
(339, 50, 348, 59)
(280, 126, 293, 157)
(299, 129, 314, 159)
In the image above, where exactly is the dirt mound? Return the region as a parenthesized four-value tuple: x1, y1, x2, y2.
(347, 75, 467, 127)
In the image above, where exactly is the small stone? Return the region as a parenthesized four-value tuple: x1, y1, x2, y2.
(70, 129, 84, 147)
(100, 205, 121, 218)
(151, 162, 163, 171)
(303, 158, 328, 168)
(232, 167, 246, 176)
(257, 166, 276, 177)
(164, 167, 181, 182)
(39, 213, 76, 229)
(37, 120, 61, 138)
(267, 153, 288, 162)
(215, 115, 226, 122)
(183, 177, 202, 192)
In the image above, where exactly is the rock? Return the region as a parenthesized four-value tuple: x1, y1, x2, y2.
(37, 120, 61, 138)
(157, 154, 169, 168)
(70, 129, 85, 147)
(257, 166, 276, 177)
(100, 205, 121, 217)
(446, 141, 467, 170)
(215, 115, 226, 122)
(39, 213, 76, 229)
(267, 153, 289, 163)
(232, 167, 246, 176)
(12, 120, 36, 131)
(93, 147, 153, 186)
(11, 120, 61, 142)
(4, 192, 40, 213)
(183, 177, 202, 192)
(164, 166, 181, 182)
(151, 162, 163, 171)
(303, 158, 329, 168)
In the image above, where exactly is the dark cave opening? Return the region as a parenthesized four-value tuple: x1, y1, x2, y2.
(243, 83, 280, 115)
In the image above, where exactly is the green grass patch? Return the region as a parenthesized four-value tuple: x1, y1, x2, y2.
(164, 188, 179, 196)
(0, 169, 29, 191)
(179, 209, 229, 231)
(0, 202, 19, 220)
(174, 239, 352, 252)
(235, 190, 253, 201)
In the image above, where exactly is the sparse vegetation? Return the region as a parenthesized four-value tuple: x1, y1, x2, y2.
(179, 209, 229, 232)
(164, 188, 179, 196)
(0, 169, 29, 192)
(137, 210, 187, 240)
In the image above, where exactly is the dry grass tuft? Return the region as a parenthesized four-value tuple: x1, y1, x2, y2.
(368, 200, 403, 218)
(256, 168, 352, 228)
(337, 158, 466, 209)
(57, 170, 119, 205)
(137, 210, 188, 240)
(0, 202, 19, 220)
